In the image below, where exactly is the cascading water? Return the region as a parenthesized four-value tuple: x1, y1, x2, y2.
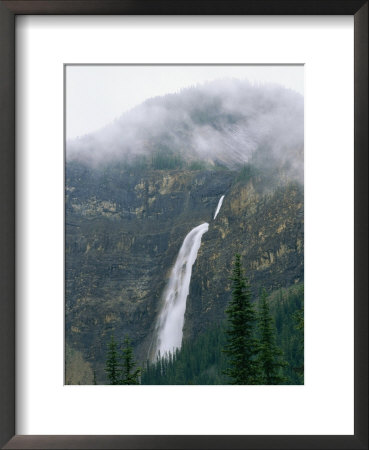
(213, 195, 225, 219)
(152, 222, 209, 359)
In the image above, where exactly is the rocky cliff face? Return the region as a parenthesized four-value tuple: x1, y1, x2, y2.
(184, 176, 303, 340)
(65, 161, 303, 382)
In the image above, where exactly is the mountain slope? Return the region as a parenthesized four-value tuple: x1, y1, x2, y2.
(67, 79, 303, 181)
(65, 80, 304, 384)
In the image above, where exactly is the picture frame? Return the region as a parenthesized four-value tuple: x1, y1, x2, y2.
(0, 1, 367, 449)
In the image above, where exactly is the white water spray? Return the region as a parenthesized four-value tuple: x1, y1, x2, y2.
(153, 222, 209, 358)
(213, 195, 225, 220)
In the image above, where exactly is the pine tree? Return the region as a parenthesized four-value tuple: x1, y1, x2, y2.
(258, 289, 288, 384)
(293, 305, 304, 379)
(223, 254, 260, 384)
(120, 336, 141, 385)
(105, 334, 120, 385)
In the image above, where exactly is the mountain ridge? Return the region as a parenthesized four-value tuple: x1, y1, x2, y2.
(67, 79, 303, 182)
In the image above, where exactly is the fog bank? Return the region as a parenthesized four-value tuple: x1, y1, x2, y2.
(67, 79, 304, 181)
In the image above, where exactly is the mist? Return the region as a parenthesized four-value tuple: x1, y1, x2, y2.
(66, 78, 304, 182)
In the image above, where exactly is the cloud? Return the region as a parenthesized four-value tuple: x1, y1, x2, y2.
(67, 78, 304, 181)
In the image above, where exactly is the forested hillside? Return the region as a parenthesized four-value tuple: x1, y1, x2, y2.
(142, 284, 303, 385)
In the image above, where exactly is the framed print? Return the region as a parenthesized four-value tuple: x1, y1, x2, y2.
(0, 1, 367, 449)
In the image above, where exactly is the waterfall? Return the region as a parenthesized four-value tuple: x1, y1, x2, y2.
(213, 195, 225, 220)
(152, 222, 209, 359)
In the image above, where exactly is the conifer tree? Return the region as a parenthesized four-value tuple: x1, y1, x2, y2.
(105, 334, 120, 385)
(293, 305, 304, 379)
(120, 336, 141, 385)
(223, 254, 260, 384)
(258, 289, 288, 384)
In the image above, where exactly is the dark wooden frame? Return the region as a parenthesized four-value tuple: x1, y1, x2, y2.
(0, 1, 367, 449)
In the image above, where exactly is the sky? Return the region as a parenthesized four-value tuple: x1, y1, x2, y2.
(66, 65, 304, 140)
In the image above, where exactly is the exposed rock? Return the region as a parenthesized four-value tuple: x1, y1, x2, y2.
(65, 162, 303, 382)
